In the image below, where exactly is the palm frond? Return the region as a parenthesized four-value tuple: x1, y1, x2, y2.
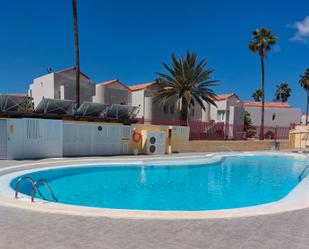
(154, 51, 219, 121)
(248, 27, 277, 57)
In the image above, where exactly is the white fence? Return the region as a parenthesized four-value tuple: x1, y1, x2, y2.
(63, 123, 123, 156)
(0, 118, 131, 159)
(4, 118, 63, 159)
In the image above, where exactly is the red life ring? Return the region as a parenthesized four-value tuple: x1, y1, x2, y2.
(132, 131, 142, 143)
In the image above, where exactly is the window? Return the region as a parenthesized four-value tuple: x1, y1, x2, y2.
(217, 110, 226, 121)
(163, 104, 169, 114)
(170, 105, 175, 114)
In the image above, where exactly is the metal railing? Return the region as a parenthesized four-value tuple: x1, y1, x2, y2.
(31, 179, 57, 202)
(15, 176, 43, 200)
(15, 176, 57, 202)
(138, 118, 293, 141)
(298, 165, 309, 182)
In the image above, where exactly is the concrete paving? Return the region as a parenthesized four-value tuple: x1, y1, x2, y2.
(1, 156, 309, 249)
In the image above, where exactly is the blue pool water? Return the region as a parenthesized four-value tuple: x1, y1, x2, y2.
(11, 155, 309, 211)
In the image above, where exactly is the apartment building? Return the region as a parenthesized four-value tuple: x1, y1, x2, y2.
(244, 101, 301, 127)
(31, 68, 305, 132)
(92, 79, 132, 105)
(129, 82, 244, 127)
(29, 67, 95, 108)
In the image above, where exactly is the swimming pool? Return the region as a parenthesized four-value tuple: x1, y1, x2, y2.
(10, 154, 309, 211)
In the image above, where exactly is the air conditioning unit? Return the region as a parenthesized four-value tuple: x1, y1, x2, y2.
(146, 131, 166, 155)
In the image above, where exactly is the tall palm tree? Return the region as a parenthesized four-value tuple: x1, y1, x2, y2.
(274, 82, 292, 102)
(154, 52, 218, 124)
(249, 28, 277, 140)
(299, 68, 309, 125)
(73, 0, 80, 108)
(252, 89, 262, 102)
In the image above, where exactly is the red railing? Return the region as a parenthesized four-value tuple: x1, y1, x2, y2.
(137, 117, 294, 141)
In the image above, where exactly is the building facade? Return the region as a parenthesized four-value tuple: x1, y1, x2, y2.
(92, 80, 132, 105)
(29, 67, 95, 107)
(129, 82, 244, 128)
(28, 67, 301, 131)
(244, 101, 301, 127)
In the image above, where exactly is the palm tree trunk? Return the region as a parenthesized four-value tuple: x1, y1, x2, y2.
(180, 98, 188, 126)
(73, 0, 80, 109)
(260, 56, 265, 140)
(306, 89, 309, 125)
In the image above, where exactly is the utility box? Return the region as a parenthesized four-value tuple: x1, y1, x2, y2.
(146, 131, 166, 155)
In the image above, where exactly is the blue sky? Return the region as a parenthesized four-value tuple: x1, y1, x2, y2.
(1, 0, 309, 111)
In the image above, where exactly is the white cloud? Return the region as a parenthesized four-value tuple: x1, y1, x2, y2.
(289, 16, 309, 43)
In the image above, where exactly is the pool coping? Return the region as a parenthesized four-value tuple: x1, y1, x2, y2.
(0, 151, 309, 220)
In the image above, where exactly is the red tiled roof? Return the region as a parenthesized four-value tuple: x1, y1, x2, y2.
(212, 93, 239, 101)
(244, 101, 291, 108)
(97, 79, 131, 91)
(129, 82, 155, 91)
(6, 93, 28, 97)
(56, 67, 90, 80)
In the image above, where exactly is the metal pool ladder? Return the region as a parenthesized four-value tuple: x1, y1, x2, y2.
(298, 165, 309, 182)
(15, 176, 57, 202)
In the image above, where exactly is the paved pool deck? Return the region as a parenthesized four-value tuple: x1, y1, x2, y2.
(1, 154, 309, 249)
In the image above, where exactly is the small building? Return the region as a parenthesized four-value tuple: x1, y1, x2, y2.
(29, 67, 95, 108)
(244, 101, 301, 127)
(92, 79, 132, 105)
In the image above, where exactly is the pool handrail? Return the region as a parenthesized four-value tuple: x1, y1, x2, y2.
(298, 165, 309, 182)
(15, 176, 43, 200)
(31, 179, 57, 202)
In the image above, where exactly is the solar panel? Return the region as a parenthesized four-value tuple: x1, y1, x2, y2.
(75, 102, 108, 117)
(35, 98, 76, 115)
(0, 94, 30, 112)
(106, 104, 139, 120)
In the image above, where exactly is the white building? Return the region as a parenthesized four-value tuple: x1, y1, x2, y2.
(129, 82, 244, 127)
(92, 79, 132, 105)
(29, 67, 95, 108)
(130, 82, 181, 122)
(130, 82, 208, 123)
(244, 101, 301, 127)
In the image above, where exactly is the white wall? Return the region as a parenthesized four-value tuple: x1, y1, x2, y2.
(29, 70, 96, 108)
(92, 84, 105, 104)
(6, 118, 63, 159)
(54, 70, 95, 103)
(63, 122, 122, 156)
(210, 99, 227, 121)
(0, 119, 7, 159)
(245, 106, 301, 127)
(29, 73, 55, 107)
(131, 90, 145, 118)
(93, 82, 132, 105)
